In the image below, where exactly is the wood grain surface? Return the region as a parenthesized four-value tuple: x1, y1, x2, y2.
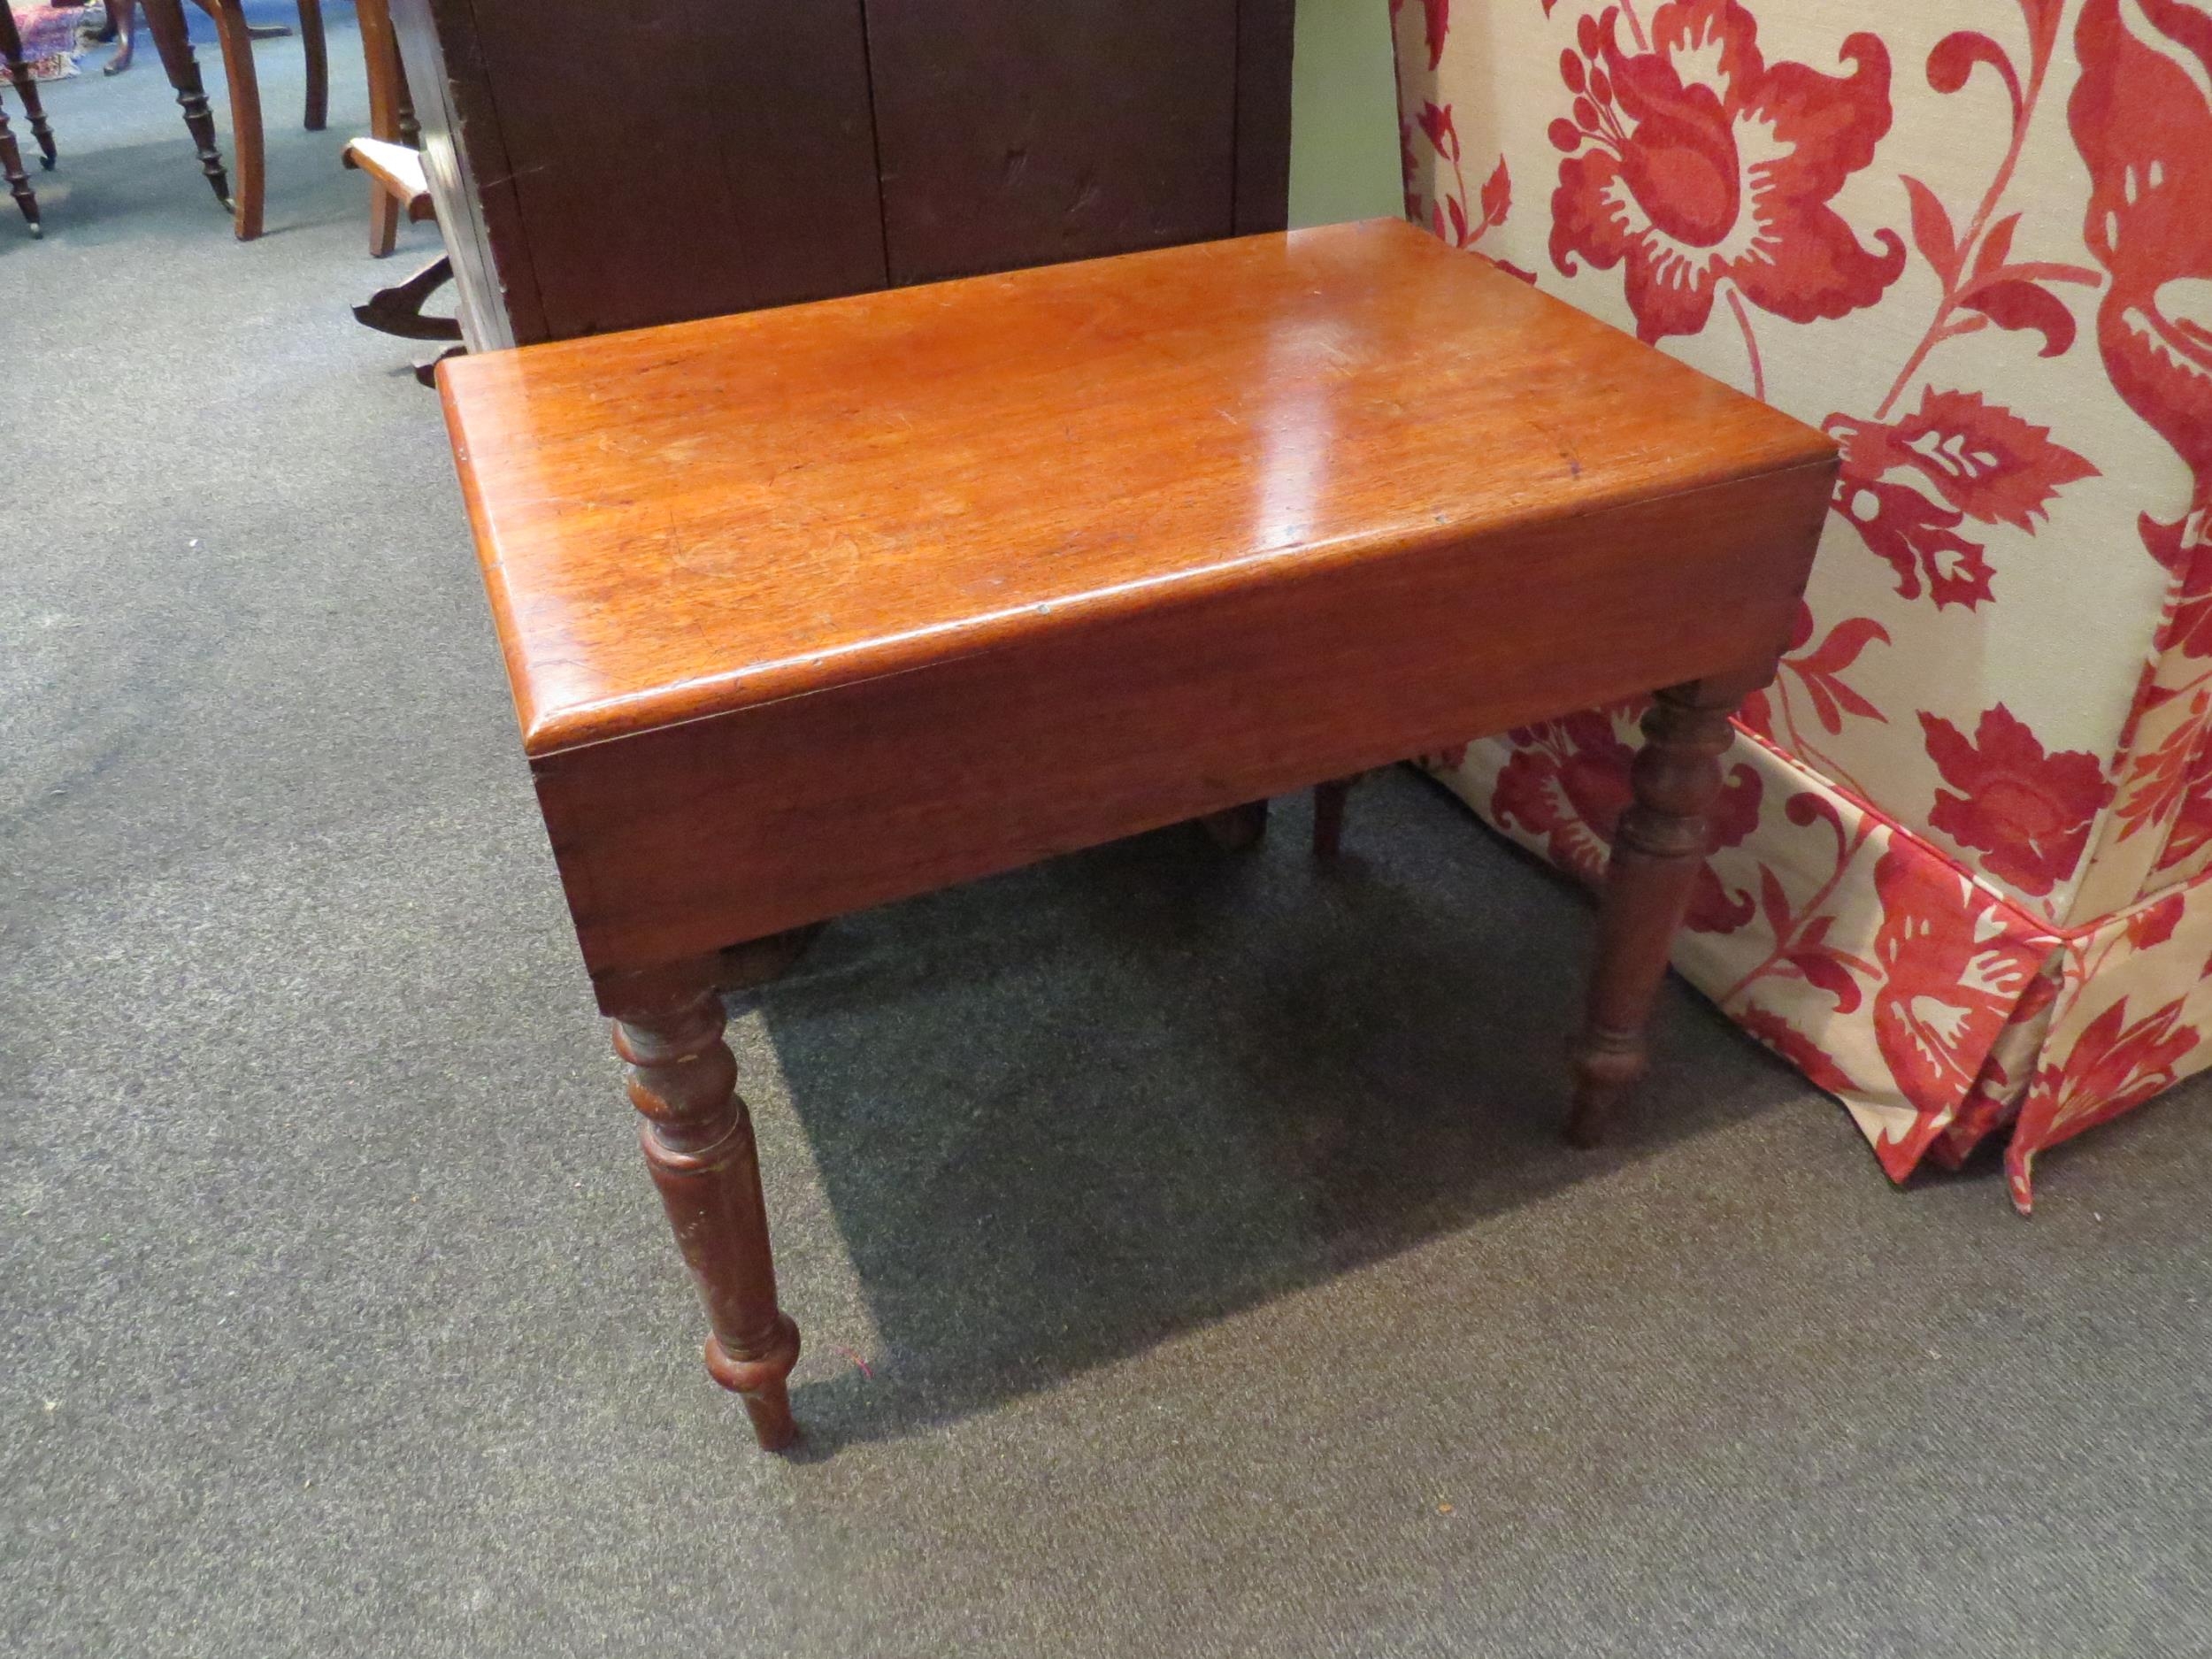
(442, 219, 1839, 1432)
(442, 219, 1834, 759)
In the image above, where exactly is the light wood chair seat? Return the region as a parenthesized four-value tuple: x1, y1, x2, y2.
(342, 135, 433, 223)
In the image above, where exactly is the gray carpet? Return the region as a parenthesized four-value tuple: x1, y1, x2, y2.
(4, 15, 2210, 1657)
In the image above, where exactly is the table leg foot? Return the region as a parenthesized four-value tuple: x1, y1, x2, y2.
(611, 972, 803, 1451)
(1568, 672, 1761, 1147)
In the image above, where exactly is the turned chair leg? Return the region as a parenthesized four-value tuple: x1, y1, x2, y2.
(197, 0, 264, 240)
(0, 97, 36, 235)
(4, 57, 55, 170)
(1568, 671, 1763, 1148)
(357, 0, 403, 255)
(296, 0, 326, 130)
(608, 972, 801, 1449)
(140, 0, 230, 210)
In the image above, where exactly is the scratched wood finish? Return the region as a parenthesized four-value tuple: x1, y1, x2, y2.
(442, 219, 1837, 985)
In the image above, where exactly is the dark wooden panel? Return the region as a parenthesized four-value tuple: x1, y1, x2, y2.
(389, 0, 537, 349)
(1233, 0, 1296, 234)
(448, 0, 888, 342)
(863, 0, 1243, 285)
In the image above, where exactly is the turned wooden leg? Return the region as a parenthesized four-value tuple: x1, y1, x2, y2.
(296, 0, 326, 129)
(609, 972, 801, 1449)
(4, 57, 55, 170)
(357, 0, 402, 255)
(1312, 775, 1358, 857)
(141, 0, 230, 210)
(197, 0, 264, 240)
(0, 98, 35, 235)
(1568, 671, 1763, 1148)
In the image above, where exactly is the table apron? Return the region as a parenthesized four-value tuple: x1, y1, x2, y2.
(530, 459, 1833, 984)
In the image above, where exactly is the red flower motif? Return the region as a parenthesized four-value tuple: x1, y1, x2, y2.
(2156, 730, 2212, 875)
(1738, 1005, 1858, 1095)
(1490, 704, 1763, 932)
(1490, 710, 1637, 882)
(1824, 390, 2095, 611)
(1919, 704, 2112, 897)
(2015, 991, 2200, 1160)
(2071, 0, 2212, 675)
(1547, 0, 1905, 342)
(2070, 0, 2212, 506)
(2124, 890, 2187, 953)
(1391, 0, 1452, 72)
(1869, 845, 2050, 1111)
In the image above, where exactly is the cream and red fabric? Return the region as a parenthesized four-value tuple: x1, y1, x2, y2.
(1390, 0, 2212, 1208)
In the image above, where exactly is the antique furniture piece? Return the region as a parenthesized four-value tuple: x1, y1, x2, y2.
(341, 135, 431, 250)
(437, 219, 1837, 1448)
(343, 0, 456, 381)
(0, 2, 50, 234)
(350, 0, 419, 257)
(138, 0, 325, 240)
(1395, 0, 2212, 1210)
(388, 0, 1295, 349)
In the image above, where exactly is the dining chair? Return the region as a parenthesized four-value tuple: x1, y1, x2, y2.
(137, 0, 326, 239)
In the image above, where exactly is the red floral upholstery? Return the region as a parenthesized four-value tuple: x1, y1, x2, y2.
(1392, 0, 2212, 1207)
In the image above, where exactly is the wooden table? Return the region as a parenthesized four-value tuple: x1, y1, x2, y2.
(438, 219, 1836, 1450)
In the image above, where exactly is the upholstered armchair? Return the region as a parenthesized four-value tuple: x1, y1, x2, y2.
(1390, 0, 2211, 1208)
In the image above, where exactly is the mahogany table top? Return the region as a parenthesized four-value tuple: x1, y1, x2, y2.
(439, 219, 1832, 757)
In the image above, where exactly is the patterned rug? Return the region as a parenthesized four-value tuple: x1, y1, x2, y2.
(10, 3, 104, 80)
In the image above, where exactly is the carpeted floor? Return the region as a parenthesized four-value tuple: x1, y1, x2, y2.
(4, 13, 2210, 1657)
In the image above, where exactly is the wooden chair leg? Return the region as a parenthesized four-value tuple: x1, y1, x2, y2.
(140, 0, 230, 211)
(365, 180, 401, 257)
(357, 0, 402, 255)
(196, 0, 264, 240)
(0, 96, 38, 235)
(296, 0, 326, 129)
(607, 970, 802, 1450)
(4, 56, 55, 170)
(1567, 671, 1763, 1148)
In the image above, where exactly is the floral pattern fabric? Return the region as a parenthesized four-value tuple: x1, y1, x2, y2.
(1392, 0, 2212, 1207)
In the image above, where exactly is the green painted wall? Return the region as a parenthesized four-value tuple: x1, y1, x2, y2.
(1287, 0, 1403, 229)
